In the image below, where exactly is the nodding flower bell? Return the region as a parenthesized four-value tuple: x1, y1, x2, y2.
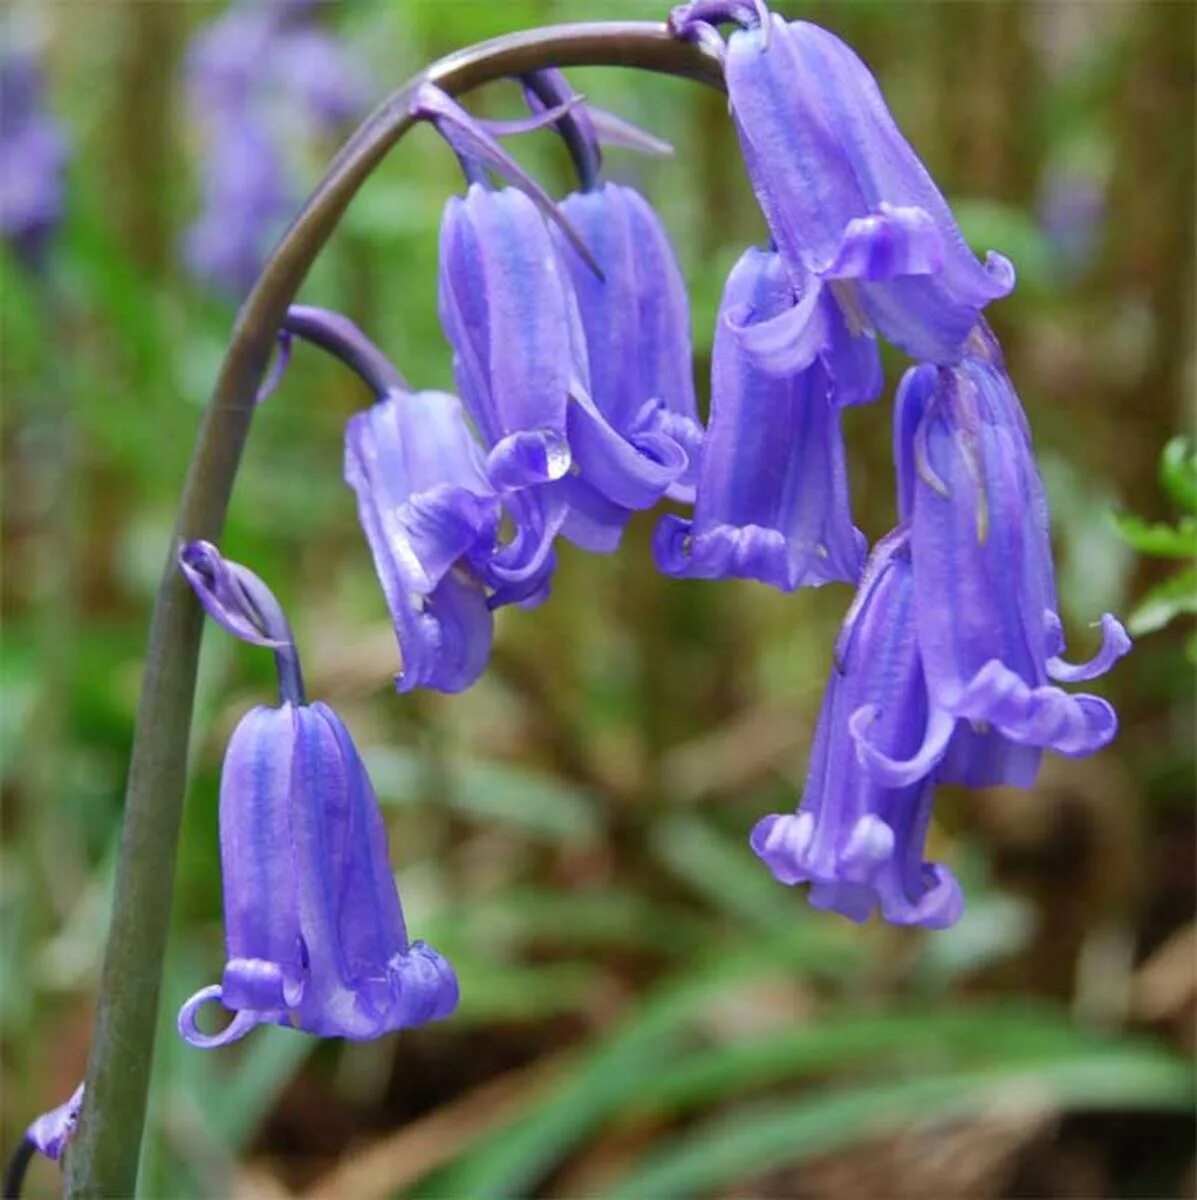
(345, 387, 501, 694)
(25, 1083, 84, 1165)
(671, 4, 1014, 366)
(176, 541, 457, 1047)
(897, 342, 1131, 758)
(423, 80, 700, 557)
(751, 530, 963, 929)
(655, 245, 865, 590)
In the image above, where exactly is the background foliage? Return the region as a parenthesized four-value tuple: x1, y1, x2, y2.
(2, 1, 1194, 1196)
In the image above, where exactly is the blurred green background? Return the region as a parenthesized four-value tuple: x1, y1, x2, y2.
(2, 1, 1194, 1197)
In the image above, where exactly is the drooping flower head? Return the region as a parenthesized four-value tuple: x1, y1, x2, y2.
(670, 4, 1014, 366)
(25, 1083, 84, 1165)
(656, 245, 865, 590)
(526, 71, 703, 527)
(421, 82, 699, 557)
(896, 341, 1131, 758)
(176, 542, 457, 1046)
(0, 49, 68, 269)
(751, 530, 963, 929)
(271, 304, 500, 695)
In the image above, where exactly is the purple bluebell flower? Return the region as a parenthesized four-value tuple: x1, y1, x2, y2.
(655, 246, 865, 590)
(896, 344, 1131, 757)
(183, 0, 365, 294)
(25, 1083, 84, 1163)
(555, 182, 704, 515)
(1038, 159, 1106, 277)
(345, 388, 501, 695)
(672, 6, 1014, 366)
(0, 51, 67, 268)
(751, 530, 963, 929)
(183, 112, 290, 297)
(177, 542, 457, 1046)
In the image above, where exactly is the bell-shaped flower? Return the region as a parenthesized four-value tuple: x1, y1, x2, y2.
(345, 388, 501, 695)
(554, 181, 704, 522)
(677, 6, 1014, 365)
(25, 1083, 84, 1165)
(751, 531, 963, 929)
(655, 245, 865, 590)
(897, 349, 1131, 757)
(176, 542, 458, 1047)
(437, 183, 577, 576)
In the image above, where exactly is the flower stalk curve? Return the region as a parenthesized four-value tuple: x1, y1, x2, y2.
(66, 24, 723, 1199)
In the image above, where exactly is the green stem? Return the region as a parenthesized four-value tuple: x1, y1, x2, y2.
(66, 22, 722, 1198)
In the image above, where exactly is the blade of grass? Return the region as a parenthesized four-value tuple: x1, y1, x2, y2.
(608, 1050, 1195, 1199)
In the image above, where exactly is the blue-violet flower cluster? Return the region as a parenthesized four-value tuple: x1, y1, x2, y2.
(176, 5, 1133, 1054)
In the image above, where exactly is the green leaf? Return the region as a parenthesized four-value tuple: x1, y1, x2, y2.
(624, 1004, 1126, 1117)
(1161, 436, 1197, 513)
(449, 758, 601, 845)
(368, 747, 601, 846)
(608, 1051, 1194, 1199)
(1110, 512, 1197, 558)
(411, 948, 804, 1199)
(1128, 565, 1197, 636)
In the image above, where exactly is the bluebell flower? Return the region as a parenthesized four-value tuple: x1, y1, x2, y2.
(183, 112, 290, 297)
(176, 542, 458, 1046)
(671, 5, 1014, 366)
(345, 388, 501, 695)
(0, 50, 67, 268)
(183, 0, 365, 294)
(896, 342, 1131, 758)
(25, 1083, 83, 1164)
(554, 181, 704, 533)
(655, 245, 865, 590)
(751, 530, 963, 929)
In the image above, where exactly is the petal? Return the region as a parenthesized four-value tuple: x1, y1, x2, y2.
(393, 569, 494, 695)
(177, 985, 265, 1049)
(567, 387, 688, 510)
(728, 270, 828, 377)
(824, 203, 944, 280)
(1046, 612, 1132, 683)
(850, 702, 954, 787)
(26, 1085, 84, 1162)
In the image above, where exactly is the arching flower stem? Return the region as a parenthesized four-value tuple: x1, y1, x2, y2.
(66, 23, 723, 1199)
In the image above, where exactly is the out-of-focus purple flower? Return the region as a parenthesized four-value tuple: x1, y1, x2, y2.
(26, 1083, 83, 1163)
(0, 51, 67, 268)
(176, 542, 458, 1046)
(183, 112, 290, 297)
(897, 346, 1131, 757)
(183, 0, 365, 294)
(1038, 159, 1106, 276)
(555, 182, 704, 520)
(345, 389, 500, 695)
(751, 530, 963, 929)
(655, 246, 865, 590)
(672, 6, 1014, 366)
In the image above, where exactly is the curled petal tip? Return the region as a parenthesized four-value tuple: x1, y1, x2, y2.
(1046, 611, 1132, 683)
(177, 985, 264, 1049)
